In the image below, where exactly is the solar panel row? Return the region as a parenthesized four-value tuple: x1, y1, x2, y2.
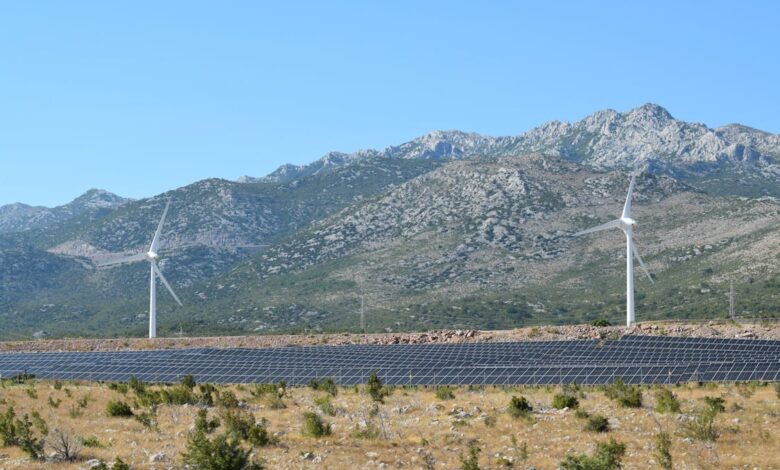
(0, 335, 777, 385)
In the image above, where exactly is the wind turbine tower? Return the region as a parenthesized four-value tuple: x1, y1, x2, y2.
(575, 174, 654, 326)
(97, 201, 183, 338)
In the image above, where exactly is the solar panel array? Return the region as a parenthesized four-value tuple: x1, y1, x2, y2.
(0, 335, 777, 385)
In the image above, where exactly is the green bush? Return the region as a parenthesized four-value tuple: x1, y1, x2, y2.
(180, 374, 197, 390)
(105, 400, 134, 417)
(590, 319, 612, 327)
(604, 379, 642, 408)
(654, 388, 680, 413)
(216, 390, 240, 409)
(508, 396, 533, 418)
(350, 421, 381, 439)
(585, 414, 610, 433)
(221, 409, 274, 447)
(79, 435, 105, 448)
(682, 405, 719, 442)
(435, 386, 455, 400)
(551, 393, 579, 410)
(560, 438, 626, 470)
(655, 431, 672, 470)
(301, 411, 331, 438)
(702, 396, 726, 414)
(308, 378, 338, 397)
(128, 376, 145, 395)
(92, 457, 131, 470)
(774, 383, 780, 399)
(182, 429, 263, 470)
(194, 408, 220, 434)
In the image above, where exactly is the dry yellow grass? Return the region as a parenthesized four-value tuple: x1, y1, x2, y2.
(0, 379, 777, 469)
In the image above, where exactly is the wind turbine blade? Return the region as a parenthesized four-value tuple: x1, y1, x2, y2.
(152, 261, 183, 306)
(95, 252, 148, 267)
(574, 219, 622, 236)
(631, 242, 654, 283)
(622, 174, 636, 219)
(149, 200, 171, 253)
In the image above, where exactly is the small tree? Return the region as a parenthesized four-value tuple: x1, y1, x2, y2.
(367, 371, 386, 403)
(180, 374, 197, 390)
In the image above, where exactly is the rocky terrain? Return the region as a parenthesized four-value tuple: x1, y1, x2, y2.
(1, 321, 777, 353)
(0, 103, 778, 339)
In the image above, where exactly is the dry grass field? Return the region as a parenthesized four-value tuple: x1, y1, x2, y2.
(0, 377, 777, 469)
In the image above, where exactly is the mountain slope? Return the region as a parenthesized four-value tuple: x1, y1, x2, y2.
(0, 189, 131, 234)
(1, 103, 779, 339)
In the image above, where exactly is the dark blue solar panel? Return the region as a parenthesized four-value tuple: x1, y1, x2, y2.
(0, 335, 777, 385)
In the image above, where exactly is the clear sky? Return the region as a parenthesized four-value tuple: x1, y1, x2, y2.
(1, 1, 778, 207)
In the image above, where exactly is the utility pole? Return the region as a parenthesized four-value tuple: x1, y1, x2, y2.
(729, 279, 735, 320)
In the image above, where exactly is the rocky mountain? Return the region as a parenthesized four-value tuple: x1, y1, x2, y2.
(0, 189, 131, 233)
(244, 104, 779, 196)
(0, 104, 778, 339)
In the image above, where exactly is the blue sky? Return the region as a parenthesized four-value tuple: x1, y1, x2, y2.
(1, 1, 778, 207)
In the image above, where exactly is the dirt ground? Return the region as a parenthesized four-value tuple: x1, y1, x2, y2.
(0, 380, 777, 469)
(1, 320, 778, 354)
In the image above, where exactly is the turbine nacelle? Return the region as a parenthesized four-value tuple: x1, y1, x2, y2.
(620, 217, 637, 228)
(146, 250, 159, 261)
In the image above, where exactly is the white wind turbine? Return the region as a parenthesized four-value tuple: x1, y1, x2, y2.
(97, 201, 182, 338)
(575, 174, 653, 326)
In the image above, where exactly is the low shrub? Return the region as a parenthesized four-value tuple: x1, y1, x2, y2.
(105, 400, 133, 418)
(590, 319, 612, 327)
(655, 431, 673, 470)
(702, 396, 726, 414)
(604, 379, 642, 408)
(302, 411, 331, 438)
(182, 429, 263, 470)
(308, 378, 338, 397)
(216, 390, 240, 409)
(654, 388, 680, 413)
(585, 414, 610, 433)
(314, 395, 336, 416)
(560, 438, 626, 470)
(194, 408, 220, 434)
(508, 396, 533, 418)
(551, 393, 579, 410)
(435, 386, 455, 400)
